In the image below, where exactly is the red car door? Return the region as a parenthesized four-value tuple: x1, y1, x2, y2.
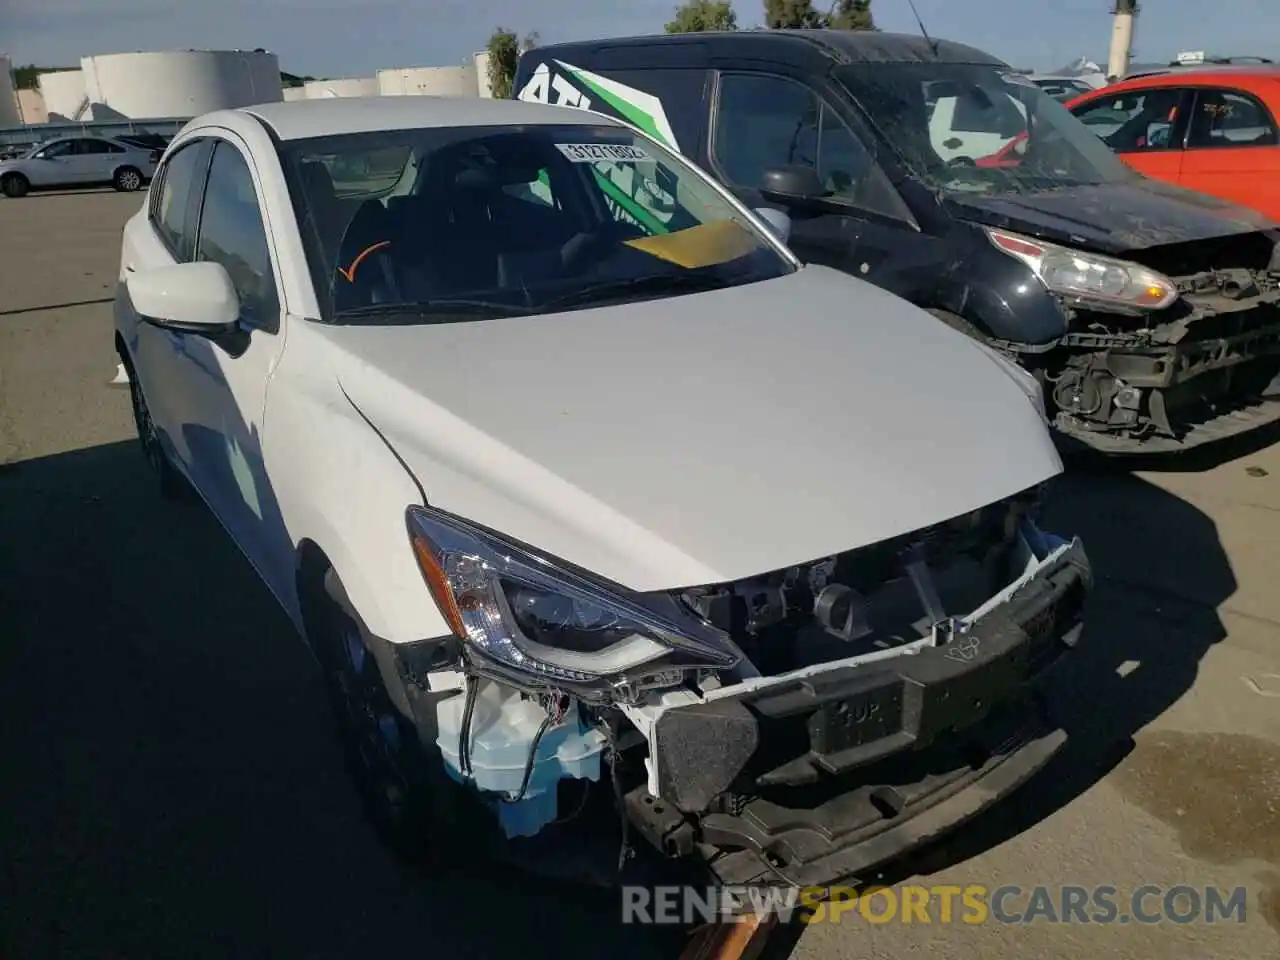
(1177, 85, 1280, 220)
(1069, 86, 1192, 185)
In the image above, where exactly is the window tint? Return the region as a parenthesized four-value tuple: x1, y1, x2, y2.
(1186, 89, 1279, 147)
(195, 142, 278, 331)
(1071, 89, 1185, 152)
(40, 140, 73, 158)
(949, 91, 1027, 136)
(75, 139, 121, 155)
(712, 73, 911, 222)
(152, 140, 210, 261)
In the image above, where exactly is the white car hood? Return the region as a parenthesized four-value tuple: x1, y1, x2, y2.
(318, 265, 1062, 591)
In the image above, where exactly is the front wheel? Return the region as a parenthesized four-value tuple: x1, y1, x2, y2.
(122, 354, 186, 499)
(113, 166, 144, 192)
(304, 569, 474, 864)
(1, 173, 29, 198)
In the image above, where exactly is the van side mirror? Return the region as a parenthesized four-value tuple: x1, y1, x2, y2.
(759, 166, 831, 206)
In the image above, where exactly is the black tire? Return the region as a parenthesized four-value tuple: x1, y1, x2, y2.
(113, 166, 144, 192)
(1, 173, 29, 198)
(121, 353, 186, 500)
(303, 568, 475, 864)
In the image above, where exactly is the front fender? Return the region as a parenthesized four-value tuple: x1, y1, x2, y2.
(265, 383, 448, 645)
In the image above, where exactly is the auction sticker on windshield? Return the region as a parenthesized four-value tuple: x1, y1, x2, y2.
(556, 143, 651, 163)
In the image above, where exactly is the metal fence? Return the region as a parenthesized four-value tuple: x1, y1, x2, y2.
(0, 117, 191, 157)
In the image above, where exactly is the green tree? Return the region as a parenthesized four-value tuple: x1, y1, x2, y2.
(763, 0, 875, 29)
(828, 0, 874, 30)
(486, 27, 538, 99)
(666, 0, 738, 32)
(763, 0, 825, 28)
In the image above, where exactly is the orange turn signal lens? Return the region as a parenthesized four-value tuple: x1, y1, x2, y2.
(410, 532, 467, 637)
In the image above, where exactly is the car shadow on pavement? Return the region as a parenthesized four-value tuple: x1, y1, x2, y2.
(885, 465, 1235, 884)
(0, 440, 690, 960)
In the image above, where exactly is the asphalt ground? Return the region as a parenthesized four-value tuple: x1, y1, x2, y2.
(2, 190, 1279, 960)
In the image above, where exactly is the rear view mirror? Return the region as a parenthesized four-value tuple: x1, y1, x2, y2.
(759, 166, 830, 206)
(126, 262, 240, 334)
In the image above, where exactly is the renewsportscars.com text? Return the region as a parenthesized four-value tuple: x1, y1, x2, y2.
(620, 884, 1249, 926)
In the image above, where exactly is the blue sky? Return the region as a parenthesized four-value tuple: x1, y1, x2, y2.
(6, 0, 1278, 77)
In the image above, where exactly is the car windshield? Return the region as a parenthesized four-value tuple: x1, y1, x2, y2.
(281, 123, 793, 324)
(836, 63, 1137, 195)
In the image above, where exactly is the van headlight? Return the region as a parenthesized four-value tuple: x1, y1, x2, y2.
(406, 505, 741, 701)
(986, 227, 1178, 311)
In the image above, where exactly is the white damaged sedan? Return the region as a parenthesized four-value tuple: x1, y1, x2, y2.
(115, 97, 1090, 888)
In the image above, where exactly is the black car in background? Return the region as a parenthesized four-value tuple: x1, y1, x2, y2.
(515, 31, 1280, 454)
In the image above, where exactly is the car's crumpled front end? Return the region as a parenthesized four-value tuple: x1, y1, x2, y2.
(404, 483, 1089, 888)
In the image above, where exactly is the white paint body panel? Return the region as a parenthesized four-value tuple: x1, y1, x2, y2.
(115, 99, 1061, 656)
(322, 265, 1060, 593)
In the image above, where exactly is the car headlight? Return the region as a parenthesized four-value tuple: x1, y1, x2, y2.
(406, 505, 741, 701)
(986, 228, 1178, 311)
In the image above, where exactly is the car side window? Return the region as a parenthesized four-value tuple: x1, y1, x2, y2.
(712, 73, 912, 224)
(74, 139, 112, 155)
(1072, 89, 1185, 152)
(151, 140, 210, 262)
(39, 140, 73, 159)
(194, 141, 279, 333)
(1186, 88, 1279, 148)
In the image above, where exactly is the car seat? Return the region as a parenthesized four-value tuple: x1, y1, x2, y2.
(333, 199, 401, 312)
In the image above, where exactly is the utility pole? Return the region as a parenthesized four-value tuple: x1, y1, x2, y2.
(1108, 0, 1140, 80)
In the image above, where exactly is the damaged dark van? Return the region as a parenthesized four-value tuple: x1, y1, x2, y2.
(515, 31, 1280, 453)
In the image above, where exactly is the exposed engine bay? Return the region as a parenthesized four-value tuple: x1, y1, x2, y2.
(415, 485, 1089, 886)
(993, 230, 1280, 452)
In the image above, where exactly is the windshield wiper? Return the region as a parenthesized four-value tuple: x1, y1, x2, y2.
(332, 299, 529, 323)
(539, 273, 735, 312)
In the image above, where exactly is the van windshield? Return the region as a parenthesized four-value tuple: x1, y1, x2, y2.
(282, 123, 792, 324)
(836, 63, 1137, 195)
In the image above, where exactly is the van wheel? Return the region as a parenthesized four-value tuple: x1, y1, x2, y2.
(302, 567, 476, 865)
(1, 173, 29, 198)
(113, 166, 144, 192)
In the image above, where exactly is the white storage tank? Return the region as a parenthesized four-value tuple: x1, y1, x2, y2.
(0, 57, 24, 126)
(473, 51, 494, 98)
(377, 64, 478, 98)
(17, 88, 47, 124)
(38, 68, 87, 121)
(80, 50, 283, 120)
(304, 77, 378, 99)
(282, 86, 307, 101)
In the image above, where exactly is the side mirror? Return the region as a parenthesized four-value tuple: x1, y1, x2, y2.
(753, 207, 792, 244)
(126, 262, 240, 334)
(758, 165, 830, 207)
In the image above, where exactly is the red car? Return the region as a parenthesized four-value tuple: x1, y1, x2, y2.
(1063, 67, 1280, 220)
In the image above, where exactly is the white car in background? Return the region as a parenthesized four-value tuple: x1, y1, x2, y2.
(0, 134, 158, 198)
(114, 97, 1090, 888)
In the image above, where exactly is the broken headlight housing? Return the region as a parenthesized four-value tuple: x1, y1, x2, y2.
(986, 227, 1178, 311)
(406, 505, 741, 701)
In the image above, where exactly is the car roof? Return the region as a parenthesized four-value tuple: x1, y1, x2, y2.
(238, 96, 622, 141)
(527, 30, 1004, 69)
(1119, 64, 1280, 84)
